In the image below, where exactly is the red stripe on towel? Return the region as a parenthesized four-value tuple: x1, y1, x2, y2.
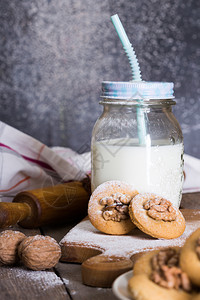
(0, 143, 55, 172)
(0, 176, 30, 192)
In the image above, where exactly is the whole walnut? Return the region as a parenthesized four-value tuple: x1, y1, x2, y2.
(0, 230, 26, 265)
(18, 235, 61, 271)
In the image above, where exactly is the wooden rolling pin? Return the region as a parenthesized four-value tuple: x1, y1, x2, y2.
(0, 179, 91, 229)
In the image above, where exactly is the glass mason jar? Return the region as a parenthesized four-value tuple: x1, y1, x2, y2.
(91, 81, 184, 207)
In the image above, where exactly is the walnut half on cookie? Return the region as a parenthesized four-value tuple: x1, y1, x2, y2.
(88, 181, 138, 235)
(129, 193, 185, 239)
(128, 248, 193, 300)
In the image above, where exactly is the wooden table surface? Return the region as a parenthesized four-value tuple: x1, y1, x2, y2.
(0, 221, 117, 300)
(0, 192, 199, 300)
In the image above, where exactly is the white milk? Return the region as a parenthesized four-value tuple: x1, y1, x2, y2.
(91, 140, 184, 207)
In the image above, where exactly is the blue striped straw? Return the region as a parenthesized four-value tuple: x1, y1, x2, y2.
(111, 14, 146, 144)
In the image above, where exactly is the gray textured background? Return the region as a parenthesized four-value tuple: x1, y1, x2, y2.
(0, 0, 200, 157)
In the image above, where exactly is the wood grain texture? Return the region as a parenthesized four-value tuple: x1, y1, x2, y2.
(181, 192, 200, 209)
(55, 262, 117, 300)
(0, 266, 69, 300)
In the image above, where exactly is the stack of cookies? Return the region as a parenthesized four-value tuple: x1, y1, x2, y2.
(88, 180, 185, 239)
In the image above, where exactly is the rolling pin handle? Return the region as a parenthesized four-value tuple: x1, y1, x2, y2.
(0, 202, 31, 228)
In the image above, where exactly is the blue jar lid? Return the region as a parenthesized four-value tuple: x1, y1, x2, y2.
(101, 81, 174, 100)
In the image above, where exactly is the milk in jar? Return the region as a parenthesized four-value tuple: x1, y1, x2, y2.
(91, 81, 184, 207)
(92, 139, 184, 207)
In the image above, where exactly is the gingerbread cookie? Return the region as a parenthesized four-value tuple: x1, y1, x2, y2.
(88, 181, 138, 235)
(128, 248, 192, 300)
(129, 193, 185, 239)
(180, 228, 200, 287)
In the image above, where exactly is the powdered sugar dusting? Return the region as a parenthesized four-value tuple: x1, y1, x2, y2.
(63, 278, 69, 285)
(91, 180, 137, 195)
(60, 219, 200, 258)
(0, 266, 65, 296)
(0, 230, 25, 238)
(30, 235, 59, 245)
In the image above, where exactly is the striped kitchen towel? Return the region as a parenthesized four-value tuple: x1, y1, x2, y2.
(0, 122, 90, 198)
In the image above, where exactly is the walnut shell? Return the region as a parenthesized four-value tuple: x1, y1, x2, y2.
(0, 230, 26, 265)
(18, 235, 61, 271)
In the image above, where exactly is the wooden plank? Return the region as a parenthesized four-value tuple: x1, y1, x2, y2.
(41, 221, 77, 243)
(0, 265, 69, 300)
(42, 222, 117, 299)
(55, 262, 117, 300)
(181, 192, 200, 209)
(0, 225, 70, 300)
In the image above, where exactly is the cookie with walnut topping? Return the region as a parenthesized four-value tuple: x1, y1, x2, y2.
(180, 228, 200, 287)
(88, 181, 138, 235)
(129, 193, 185, 239)
(128, 248, 193, 300)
